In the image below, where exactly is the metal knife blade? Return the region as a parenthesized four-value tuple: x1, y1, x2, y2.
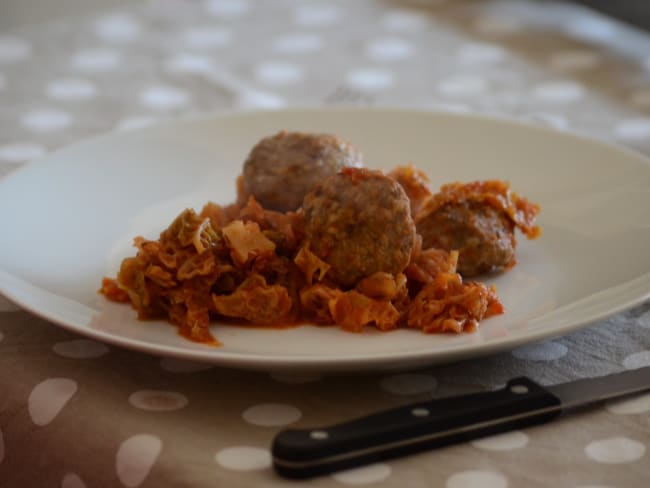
(548, 367, 649, 409)
(272, 367, 650, 479)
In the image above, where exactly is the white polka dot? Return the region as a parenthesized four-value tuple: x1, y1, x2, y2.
(521, 112, 569, 131)
(366, 38, 414, 62)
(437, 74, 488, 97)
(183, 27, 232, 49)
(0, 36, 31, 63)
(215, 446, 271, 471)
(254, 61, 304, 86)
(159, 357, 214, 373)
(447, 470, 508, 488)
(294, 4, 340, 27)
(0, 142, 46, 163)
(607, 392, 650, 415)
(474, 17, 522, 36)
(331, 463, 392, 485)
(585, 437, 645, 464)
(532, 81, 585, 103)
(345, 68, 394, 92)
(242, 403, 301, 427)
(71, 48, 122, 72)
(270, 371, 322, 384)
(129, 390, 188, 412)
(28, 378, 77, 426)
(21, 109, 73, 132)
(94, 14, 141, 43)
(382, 9, 429, 32)
(204, 0, 250, 19)
(512, 341, 568, 361)
(457, 42, 506, 65)
(380, 374, 437, 395)
(273, 34, 323, 54)
(550, 50, 601, 71)
(623, 351, 650, 370)
(567, 16, 617, 43)
(614, 118, 650, 141)
(166, 53, 214, 74)
(0, 293, 22, 310)
(237, 90, 287, 109)
(46, 78, 97, 101)
(116, 116, 161, 132)
(116, 434, 162, 487)
(53, 339, 109, 359)
(61, 473, 86, 488)
(140, 85, 191, 110)
(471, 431, 529, 451)
(0, 427, 4, 464)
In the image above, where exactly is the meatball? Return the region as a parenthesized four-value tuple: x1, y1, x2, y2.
(303, 168, 416, 288)
(416, 201, 515, 277)
(242, 131, 363, 212)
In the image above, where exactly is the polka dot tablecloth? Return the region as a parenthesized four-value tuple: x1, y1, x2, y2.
(1, 0, 649, 486)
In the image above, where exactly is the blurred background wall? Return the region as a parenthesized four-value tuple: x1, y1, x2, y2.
(1, 1, 648, 31)
(0, 0, 139, 29)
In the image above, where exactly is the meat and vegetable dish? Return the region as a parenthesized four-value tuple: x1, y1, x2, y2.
(242, 131, 363, 212)
(101, 131, 541, 345)
(416, 181, 541, 277)
(303, 168, 415, 288)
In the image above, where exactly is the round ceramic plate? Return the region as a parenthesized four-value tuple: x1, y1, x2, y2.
(1, 108, 649, 372)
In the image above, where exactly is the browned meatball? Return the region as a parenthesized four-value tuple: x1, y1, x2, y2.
(303, 168, 416, 288)
(416, 201, 515, 277)
(242, 131, 363, 212)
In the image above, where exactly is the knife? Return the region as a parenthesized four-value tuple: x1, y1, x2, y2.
(272, 367, 649, 479)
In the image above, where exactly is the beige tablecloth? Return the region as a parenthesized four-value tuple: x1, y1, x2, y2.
(1, 1, 649, 487)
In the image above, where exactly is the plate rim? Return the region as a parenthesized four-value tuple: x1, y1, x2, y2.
(3, 105, 650, 180)
(2, 106, 650, 371)
(2, 267, 649, 371)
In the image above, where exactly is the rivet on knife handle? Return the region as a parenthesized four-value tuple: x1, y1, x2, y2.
(272, 377, 561, 479)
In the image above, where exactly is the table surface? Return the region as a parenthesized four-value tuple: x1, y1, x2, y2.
(1, 1, 649, 487)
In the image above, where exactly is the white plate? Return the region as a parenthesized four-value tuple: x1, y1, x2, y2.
(1, 108, 649, 372)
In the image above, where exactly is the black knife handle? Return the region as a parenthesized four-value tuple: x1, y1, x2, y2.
(272, 377, 561, 479)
